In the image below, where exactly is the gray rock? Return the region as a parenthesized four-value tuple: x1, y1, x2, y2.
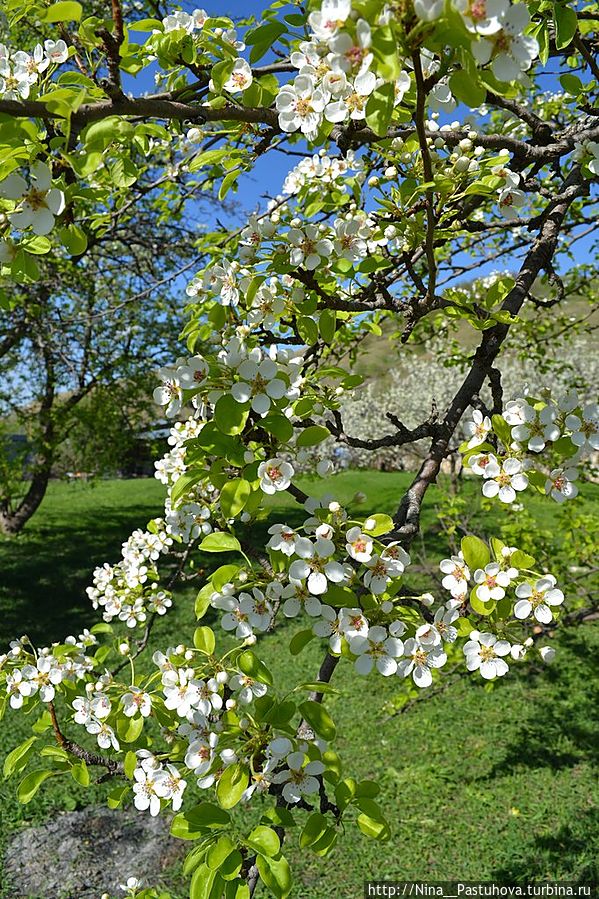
(3, 806, 184, 899)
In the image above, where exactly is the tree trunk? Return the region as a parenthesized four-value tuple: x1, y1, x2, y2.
(0, 467, 52, 535)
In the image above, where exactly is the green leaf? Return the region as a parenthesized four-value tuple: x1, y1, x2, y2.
(59, 224, 87, 256)
(199, 532, 241, 553)
(124, 750, 137, 780)
(224, 880, 250, 898)
(246, 825, 280, 858)
(469, 587, 496, 616)
(117, 714, 144, 744)
(3, 736, 37, 779)
(194, 626, 216, 655)
(262, 806, 296, 829)
(220, 479, 251, 519)
(17, 769, 58, 804)
(216, 763, 249, 810)
(559, 73, 583, 95)
(294, 682, 339, 695)
(43, 1, 83, 22)
(296, 315, 319, 345)
(214, 394, 249, 436)
(510, 549, 536, 570)
(256, 854, 292, 899)
(300, 812, 328, 849)
(31, 711, 53, 734)
(219, 169, 240, 200)
(107, 784, 130, 809)
(365, 83, 395, 136)
(449, 69, 485, 107)
(22, 235, 52, 255)
(289, 629, 314, 656)
(190, 863, 218, 899)
(238, 650, 274, 686)
(319, 309, 337, 344)
(296, 425, 330, 447)
(206, 834, 236, 870)
(212, 564, 241, 590)
(299, 700, 336, 741)
(363, 513, 394, 537)
(260, 414, 294, 444)
(128, 17, 163, 31)
(171, 802, 231, 840)
(195, 587, 212, 620)
(170, 470, 206, 507)
(554, 3, 577, 50)
(355, 798, 391, 840)
(70, 760, 90, 787)
(461, 535, 490, 571)
(456, 616, 475, 637)
(371, 25, 401, 80)
(491, 414, 512, 448)
(246, 21, 287, 64)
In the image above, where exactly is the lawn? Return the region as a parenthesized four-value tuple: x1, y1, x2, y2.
(0, 475, 598, 897)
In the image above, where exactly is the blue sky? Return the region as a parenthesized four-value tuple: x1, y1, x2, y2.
(125, 2, 594, 280)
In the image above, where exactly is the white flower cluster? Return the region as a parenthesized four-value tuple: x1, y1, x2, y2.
(86, 522, 173, 625)
(154, 416, 204, 487)
(440, 547, 564, 627)
(161, 8, 209, 34)
(416, 0, 539, 83)
(275, 0, 409, 139)
(0, 161, 65, 238)
(3, 632, 96, 710)
(133, 751, 187, 816)
(573, 139, 599, 177)
(160, 9, 252, 94)
(150, 650, 327, 805)
(0, 39, 68, 100)
(465, 390, 598, 505)
(282, 149, 362, 196)
(154, 341, 303, 419)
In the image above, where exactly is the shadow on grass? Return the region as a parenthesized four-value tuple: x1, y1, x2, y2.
(482, 629, 599, 777)
(491, 806, 599, 884)
(0, 496, 163, 646)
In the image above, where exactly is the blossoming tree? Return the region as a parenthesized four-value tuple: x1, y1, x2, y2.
(1, 1, 598, 897)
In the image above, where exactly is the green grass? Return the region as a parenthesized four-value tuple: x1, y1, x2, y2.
(0, 476, 598, 896)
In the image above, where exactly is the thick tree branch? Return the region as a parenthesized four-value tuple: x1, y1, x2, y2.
(391, 169, 587, 546)
(48, 701, 125, 776)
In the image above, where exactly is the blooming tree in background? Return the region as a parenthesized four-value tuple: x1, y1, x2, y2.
(0, 0, 598, 897)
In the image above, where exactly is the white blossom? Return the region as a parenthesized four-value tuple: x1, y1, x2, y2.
(545, 467, 579, 503)
(349, 625, 403, 676)
(397, 638, 447, 688)
(0, 162, 65, 235)
(514, 576, 564, 624)
(473, 563, 511, 602)
(258, 458, 295, 494)
(463, 631, 511, 679)
(481, 457, 529, 503)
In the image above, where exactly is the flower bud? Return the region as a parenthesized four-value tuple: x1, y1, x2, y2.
(539, 646, 556, 663)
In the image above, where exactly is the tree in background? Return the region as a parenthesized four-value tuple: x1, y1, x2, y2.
(0, 1, 598, 897)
